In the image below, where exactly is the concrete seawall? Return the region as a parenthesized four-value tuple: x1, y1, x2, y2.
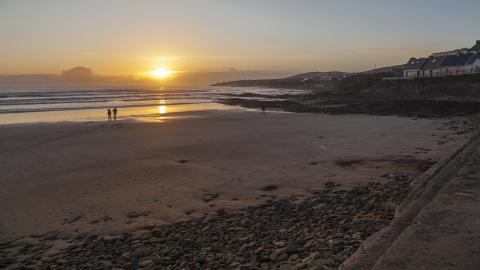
(341, 131, 480, 270)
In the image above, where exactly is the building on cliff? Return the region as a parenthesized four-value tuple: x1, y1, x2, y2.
(403, 40, 480, 78)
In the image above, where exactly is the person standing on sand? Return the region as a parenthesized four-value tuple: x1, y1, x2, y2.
(261, 104, 266, 114)
(107, 108, 112, 121)
(113, 107, 118, 120)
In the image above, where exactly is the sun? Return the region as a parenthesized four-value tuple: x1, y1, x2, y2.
(150, 68, 173, 79)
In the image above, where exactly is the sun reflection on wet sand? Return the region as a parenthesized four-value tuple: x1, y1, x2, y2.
(0, 103, 233, 125)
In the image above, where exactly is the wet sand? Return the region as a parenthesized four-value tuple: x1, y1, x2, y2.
(0, 109, 468, 239)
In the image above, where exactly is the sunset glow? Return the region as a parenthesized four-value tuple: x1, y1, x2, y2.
(150, 68, 173, 79)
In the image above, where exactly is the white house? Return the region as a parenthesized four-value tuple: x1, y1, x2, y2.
(440, 53, 476, 76)
(403, 58, 428, 78)
(422, 56, 446, 78)
(403, 40, 480, 78)
(464, 54, 480, 74)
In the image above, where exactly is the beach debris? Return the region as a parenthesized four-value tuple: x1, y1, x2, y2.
(455, 192, 475, 198)
(177, 159, 189, 164)
(259, 184, 279, 191)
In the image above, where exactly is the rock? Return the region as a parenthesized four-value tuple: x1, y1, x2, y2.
(132, 247, 151, 258)
(289, 253, 299, 261)
(127, 211, 150, 219)
(151, 228, 163, 238)
(202, 192, 219, 203)
(273, 240, 287, 248)
(0, 178, 413, 269)
(324, 181, 335, 188)
(131, 230, 151, 241)
(62, 214, 83, 224)
(56, 258, 68, 264)
(184, 209, 196, 215)
(276, 253, 289, 262)
(285, 244, 298, 255)
(259, 185, 279, 191)
(0, 257, 14, 267)
(89, 219, 100, 224)
(255, 255, 270, 263)
(280, 264, 294, 270)
(138, 259, 153, 267)
(103, 235, 120, 243)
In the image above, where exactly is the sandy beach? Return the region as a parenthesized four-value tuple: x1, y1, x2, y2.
(0, 109, 467, 239)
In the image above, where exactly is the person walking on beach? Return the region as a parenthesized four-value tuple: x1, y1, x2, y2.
(113, 107, 118, 120)
(261, 104, 266, 114)
(107, 108, 112, 121)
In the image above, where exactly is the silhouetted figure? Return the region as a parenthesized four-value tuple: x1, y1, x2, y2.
(113, 107, 118, 120)
(107, 108, 112, 121)
(261, 104, 266, 114)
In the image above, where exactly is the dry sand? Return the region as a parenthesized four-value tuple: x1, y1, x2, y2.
(0, 109, 467, 239)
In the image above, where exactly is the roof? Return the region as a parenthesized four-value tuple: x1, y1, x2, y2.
(471, 40, 480, 51)
(404, 58, 428, 70)
(423, 56, 447, 69)
(442, 53, 475, 67)
(466, 54, 480, 65)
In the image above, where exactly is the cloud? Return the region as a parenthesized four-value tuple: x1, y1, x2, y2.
(62, 66, 94, 77)
(60, 66, 95, 82)
(0, 66, 294, 88)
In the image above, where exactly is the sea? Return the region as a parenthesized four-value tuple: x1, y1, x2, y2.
(0, 87, 310, 125)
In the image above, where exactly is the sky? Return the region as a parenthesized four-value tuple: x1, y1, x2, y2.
(1, 0, 479, 80)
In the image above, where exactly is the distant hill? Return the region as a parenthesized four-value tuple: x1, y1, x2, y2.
(286, 71, 349, 80)
(212, 71, 350, 88)
(361, 64, 405, 75)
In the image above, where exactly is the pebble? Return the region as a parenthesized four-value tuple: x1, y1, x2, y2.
(0, 178, 414, 269)
(259, 185, 279, 191)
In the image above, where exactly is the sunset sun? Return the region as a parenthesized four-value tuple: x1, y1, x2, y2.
(150, 68, 173, 79)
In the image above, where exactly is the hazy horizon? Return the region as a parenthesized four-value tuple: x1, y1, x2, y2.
(1, 0, 480, 86)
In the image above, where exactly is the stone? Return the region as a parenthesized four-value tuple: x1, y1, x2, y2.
(0, 178, 413, 269)
(273, 240, 286, 247)
(127, 211, 150, 219)
(259, 185, 279, 191)
(280, 264, 294, 270)
(202, 192, 219, 203)
(285, 244, 298, 255)
(138, 259, 153, 267)
(132, 247, 152, 258)
(131, 230, 151, 240)
(63, 214, 83, 224)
